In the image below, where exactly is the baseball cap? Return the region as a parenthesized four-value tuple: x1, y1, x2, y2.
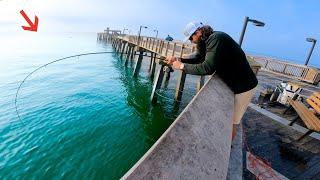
(183, 21, 204, 42)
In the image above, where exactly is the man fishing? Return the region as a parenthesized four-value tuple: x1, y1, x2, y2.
(166, 21, 258, 140)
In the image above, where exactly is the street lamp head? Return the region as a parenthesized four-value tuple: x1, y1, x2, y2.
(251, 20, 265, 27)
(141, 26, 148, 29)
(306, 37, 316, 42)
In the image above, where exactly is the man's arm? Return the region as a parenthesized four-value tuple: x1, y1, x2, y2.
(180, 52, 204, 64)
(182, 35, 220, 75)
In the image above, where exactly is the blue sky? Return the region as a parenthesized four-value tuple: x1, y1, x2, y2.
(1, 0, 320, 67)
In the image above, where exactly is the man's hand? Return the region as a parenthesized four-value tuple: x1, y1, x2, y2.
(165, 56, 179, 65)
(172, 61, 184, 70)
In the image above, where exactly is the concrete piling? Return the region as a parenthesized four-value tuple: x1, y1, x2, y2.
(149, 53, 156, 79)
(197, 76, 205, 92)
(150, 64, 165, 104)
(133, 50, 144, 77)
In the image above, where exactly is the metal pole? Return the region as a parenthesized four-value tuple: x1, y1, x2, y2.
(137, 26, 147, 47)
(137, 26, 142, 47)
(154, 29, 158, 39)
(239, 16, 249, 47)
(123, 28, 128, 34)
(305, 40, 317, 65)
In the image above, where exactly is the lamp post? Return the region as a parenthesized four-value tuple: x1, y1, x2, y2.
(123, 28, 128, 34)
(305, 37, 317, 66)
(239, 16, 265, 47)
(137, 25, 148, 46)
(154, 29, 158, 39)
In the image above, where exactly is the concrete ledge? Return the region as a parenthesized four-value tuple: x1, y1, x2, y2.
(121, 76, 234, 179)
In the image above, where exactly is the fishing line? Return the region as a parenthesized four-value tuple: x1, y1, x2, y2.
(14, 51, 171, 124)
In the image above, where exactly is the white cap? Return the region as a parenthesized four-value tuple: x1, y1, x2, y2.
(183, 21, 204, 42)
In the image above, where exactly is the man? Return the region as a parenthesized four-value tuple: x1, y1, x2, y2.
(165, 35, 174, 41)
(165, 21, 258, 140)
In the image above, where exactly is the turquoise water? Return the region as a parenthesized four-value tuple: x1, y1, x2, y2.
(0, 32, 197, 179)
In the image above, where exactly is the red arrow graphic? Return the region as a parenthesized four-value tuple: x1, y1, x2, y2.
(20, 10, 39, 32)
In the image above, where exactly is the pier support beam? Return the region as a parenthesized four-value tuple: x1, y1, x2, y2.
(197, 76, 205, 92)
(148, 52, 154, 72)
(162, 66, 172, 88)
(151, 64, 165, 104)
(125, 45, 132, 66)
(120, 42, 126, 59)
(117, 40, 122, 53)
(133, 50, 144, 77)
(175, 71, 187, 101)
(130, 46, 136, 61)
(149, 53, 157, 79)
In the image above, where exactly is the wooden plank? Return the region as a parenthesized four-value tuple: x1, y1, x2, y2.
(306, 98, 320, 114)
(288, 99, 320, 131)
(294, 102, 316, 130)
(294, 101, 320, 131)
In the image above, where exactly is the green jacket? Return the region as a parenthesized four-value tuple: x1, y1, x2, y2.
(182, 31, 258, 94)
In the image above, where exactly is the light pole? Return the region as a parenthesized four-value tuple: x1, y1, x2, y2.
(239, 16, 265, 47)
(305, 37, 317, 66)
(154, 29, 158, 39)
(123, 28, 128, 34)
(137, 25, 148, 46)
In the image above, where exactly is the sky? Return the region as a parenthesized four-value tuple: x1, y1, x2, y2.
(1, 0, 320, 67)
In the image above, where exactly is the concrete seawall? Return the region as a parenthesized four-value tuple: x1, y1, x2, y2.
(121, 76, 234, 179)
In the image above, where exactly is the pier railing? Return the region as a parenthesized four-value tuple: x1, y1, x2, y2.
(250, 56, 320, 84)
(116, 35, 261, 73)
(122, 35, 196, 58)
(98, 32, 319, 85)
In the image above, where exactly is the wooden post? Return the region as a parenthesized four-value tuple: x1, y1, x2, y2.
(282, 64, 288, 74)
(118, 40, 122, 53)
(197, 76, 205, 92)
(130, 46, 135, 61)
(175, 44, 186, 101)
(172, 43, 176, 56)
(149, 38, 152, 49)
(149, 53, 157, 79)
(125, 43, 130, 54)
(159, 41, 164, 55)
(120, 42, 126, 59)
(151, 64, 165, 104)
(175, 71, 187, 101)
(152, 38, 155, 51)
(125, 45, 132, 66)
(191, 46, 196, 53)
(115, 39, 119, 51)
(133, 50, 144, 77)
(116, 40, 120, 53)
(165, 42, 170, 56)
(148, 52, 154, 72)
(162, 66, 171, 88)
(264, 59, 269, 68)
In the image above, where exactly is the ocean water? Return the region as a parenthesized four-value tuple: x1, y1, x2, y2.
(0, 32, 197, 179)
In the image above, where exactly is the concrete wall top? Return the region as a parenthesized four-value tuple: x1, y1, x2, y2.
(121, 76, 234, 180)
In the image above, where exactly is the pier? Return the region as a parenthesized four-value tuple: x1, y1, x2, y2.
(98, 28, 248, 179)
